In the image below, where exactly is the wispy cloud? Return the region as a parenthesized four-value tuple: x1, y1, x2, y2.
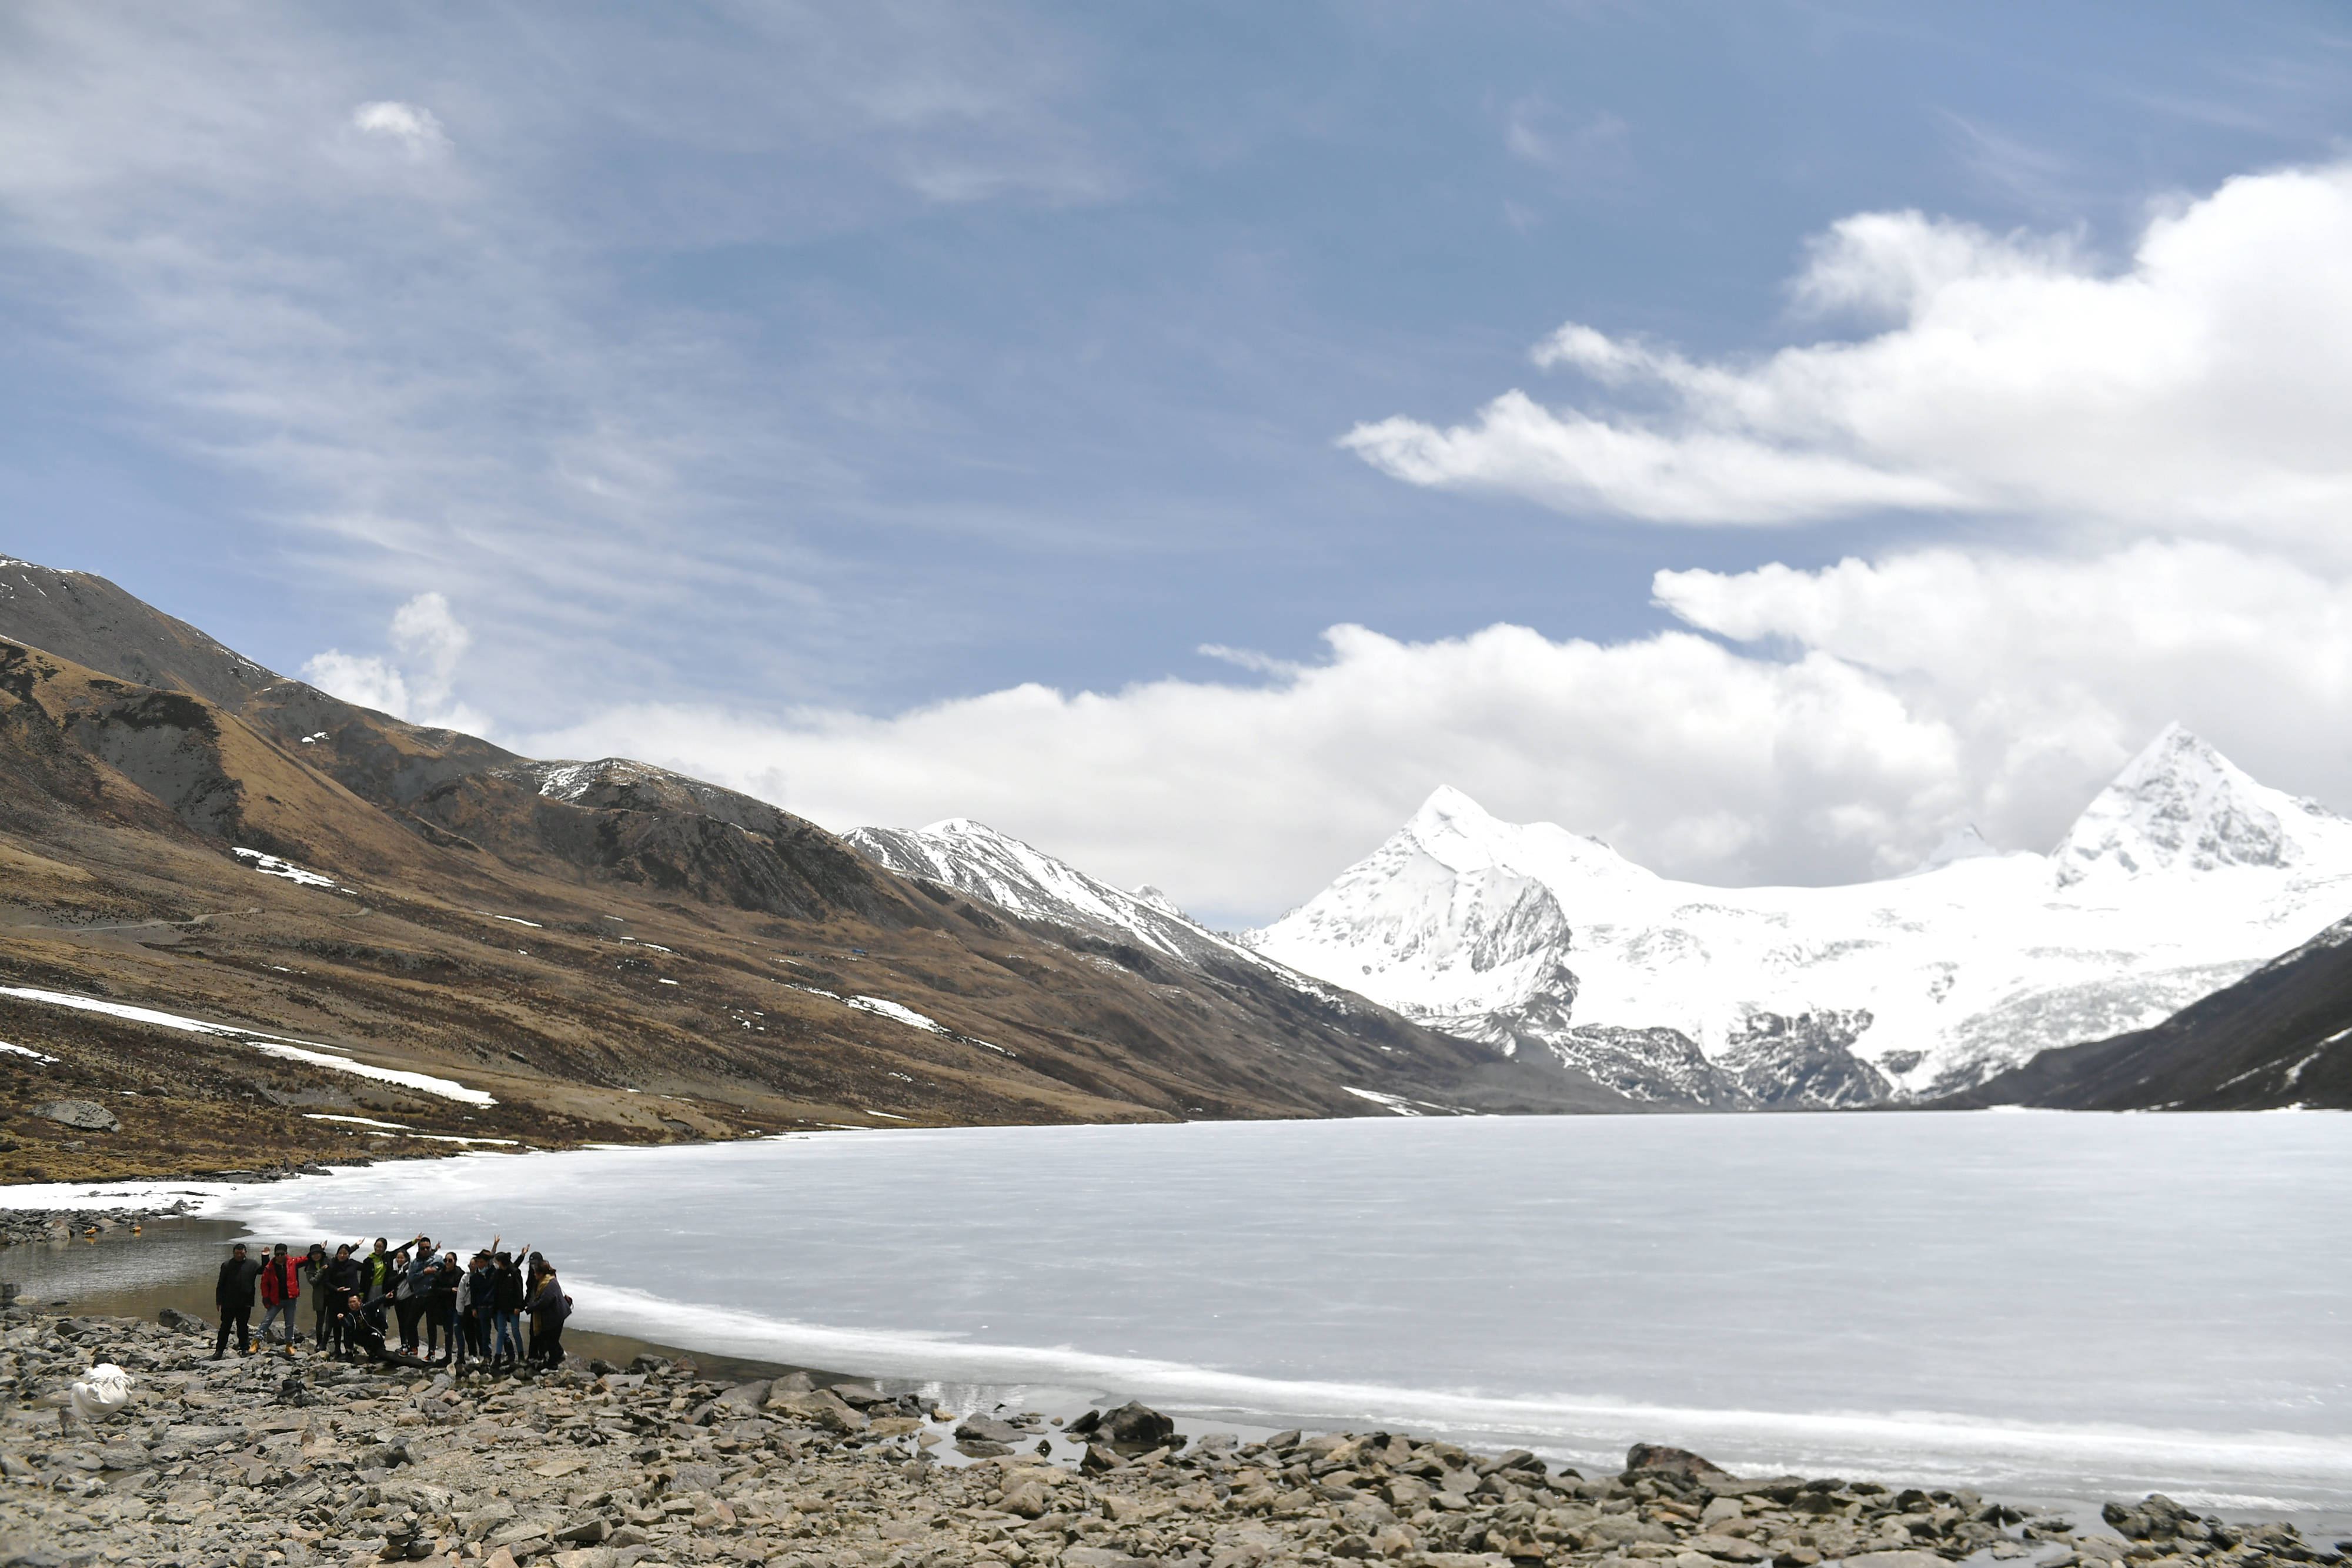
(1502, 96, 1633, 195)
(0, 2, 1119, 717)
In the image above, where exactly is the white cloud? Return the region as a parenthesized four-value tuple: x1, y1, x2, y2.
(523, 620, 1967, 924)
(1345, 161, 2352, 537)
(350, 101, 448, 153)
(303, 591, 487, 734)
(512, 535, 2352, 925)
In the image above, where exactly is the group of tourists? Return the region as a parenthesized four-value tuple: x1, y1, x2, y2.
(209, 1232, 572, 1373)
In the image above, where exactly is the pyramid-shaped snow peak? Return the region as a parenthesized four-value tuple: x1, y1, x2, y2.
(2052, 725, 2340, 885)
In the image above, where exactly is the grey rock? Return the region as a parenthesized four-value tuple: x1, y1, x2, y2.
(1624, 1441, 1736, 1481)
(31, 1101, 119, 1134)
(1098, 1401, 1175, 1453)
(666, 1462, 721, 1495)
(710, 1380, 769, 1413)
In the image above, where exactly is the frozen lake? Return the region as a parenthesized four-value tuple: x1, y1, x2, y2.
(108, 1111, 2352, 1511)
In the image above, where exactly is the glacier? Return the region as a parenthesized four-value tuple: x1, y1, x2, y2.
(1243, 726, 2352, 1107)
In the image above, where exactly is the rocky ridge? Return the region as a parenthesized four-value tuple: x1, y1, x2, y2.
(0, 1308, 2342, 1568)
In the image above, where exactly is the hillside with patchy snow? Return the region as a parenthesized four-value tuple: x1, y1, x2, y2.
(1242, 726, 2352, 1107)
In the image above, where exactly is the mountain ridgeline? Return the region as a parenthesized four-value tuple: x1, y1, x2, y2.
(844, 748, 2352, 1114)
(2, 550, 2341, 1169)
(0, 556, 1626, 1183)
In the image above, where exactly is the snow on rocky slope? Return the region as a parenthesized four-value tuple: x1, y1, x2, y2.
(845, 819, 1267, 971)
(1243, 726, 2352, 1107)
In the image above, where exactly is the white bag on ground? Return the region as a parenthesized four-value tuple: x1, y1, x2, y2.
(68, 1363, 134, 1423)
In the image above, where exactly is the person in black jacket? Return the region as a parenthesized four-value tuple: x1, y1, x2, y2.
(527, 1262, 570, 1370)
(425, 1251, 461, 1365)
(490, 1248, 528, 1369)
(212, 1242, 262, 1359)
(316, 1243, 361, 1355)
(336, 1290, 432, 1370)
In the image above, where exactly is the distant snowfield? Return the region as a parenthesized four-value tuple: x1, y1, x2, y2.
(0, 986, 496, 1106)
(1247, 727, 2352, 1105)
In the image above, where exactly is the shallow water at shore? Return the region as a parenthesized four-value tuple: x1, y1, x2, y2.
(8, 1112, 2347, 1517)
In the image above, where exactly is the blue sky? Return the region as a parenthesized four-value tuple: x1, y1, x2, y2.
(6, 3, 2352, 920)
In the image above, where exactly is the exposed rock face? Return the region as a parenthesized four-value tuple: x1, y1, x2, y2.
(1716, 1012, 1887, 1108)
(5, 1310, 2338, 1568)
(1541, 1025, 1750, 1108)
(32, 1099, 120, 1133)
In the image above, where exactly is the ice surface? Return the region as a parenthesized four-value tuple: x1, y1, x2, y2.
(0, 986, 496, 1105)
(152, 1113, 2352, 1512)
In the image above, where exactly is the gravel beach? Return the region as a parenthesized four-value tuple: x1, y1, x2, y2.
(4, 1298, 2346, 1568)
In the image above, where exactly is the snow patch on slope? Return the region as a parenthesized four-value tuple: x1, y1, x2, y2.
(0, 987, 495, 1105)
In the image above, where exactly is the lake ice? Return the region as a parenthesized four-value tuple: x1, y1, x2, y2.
(199, 1111, 2348, 1510)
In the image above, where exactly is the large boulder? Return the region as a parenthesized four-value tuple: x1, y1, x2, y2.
(33, 1099, 119, 1133)
(954, 1415, 1024, 1445)
(1099, 1400, 1176, 1453)
(1624, 1442, 1736, 1482)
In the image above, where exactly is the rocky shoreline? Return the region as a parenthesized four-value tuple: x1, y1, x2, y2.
(1, 1307, 2344, 1568)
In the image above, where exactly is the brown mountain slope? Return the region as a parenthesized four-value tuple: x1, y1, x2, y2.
(0, 561, 1630, 1181)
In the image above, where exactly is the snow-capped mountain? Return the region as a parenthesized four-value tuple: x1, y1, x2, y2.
(845, 819, 1269, 971)
(1244, 726, 2352, 1107)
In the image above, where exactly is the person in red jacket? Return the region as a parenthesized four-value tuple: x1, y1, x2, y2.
(255, 1242, 303, 1352)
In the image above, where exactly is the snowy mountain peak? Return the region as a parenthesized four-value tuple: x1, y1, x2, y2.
(1411, 784, 1499, 833)
(1252, 725, 2352, 1111)
(1132, 884, 1184, 915)
(2050, 725, 2338, 885)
